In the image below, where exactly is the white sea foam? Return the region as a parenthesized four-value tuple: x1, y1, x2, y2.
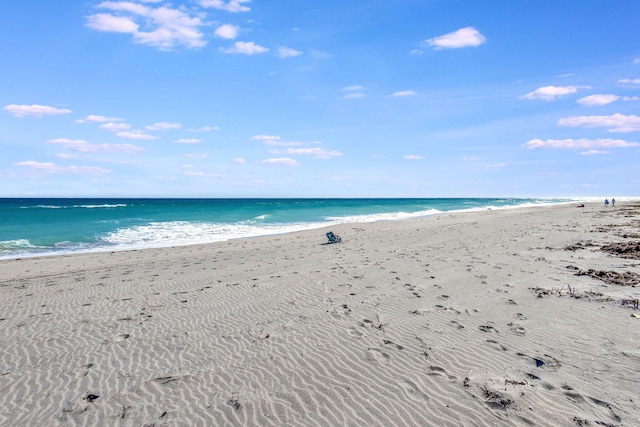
(100, 220, 331, 251)
(325, 209, 441, 223)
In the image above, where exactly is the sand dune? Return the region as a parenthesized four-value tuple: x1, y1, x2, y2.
(1, 202, 639, 426)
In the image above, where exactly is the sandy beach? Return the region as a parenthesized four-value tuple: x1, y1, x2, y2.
(1, 202, 639, 426)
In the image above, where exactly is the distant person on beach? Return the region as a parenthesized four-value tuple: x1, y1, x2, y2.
(604, 198, 609, 207)
(611, 198, 616, 207)
(577, 203, 584, 208)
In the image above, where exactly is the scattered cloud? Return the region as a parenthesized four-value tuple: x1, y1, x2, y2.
(310, 49, 332, 59)
(47, 138, 143, 153)
(403, 154, 423, 160)
(146, 122, 182, 131)
(214, 24, 239, 39)
(233, 158, 245, 164)
(252, 134, 281, 143)
(577, 94, 639, 106)
(558, 113, 640, 132)
(392, 90, 417, 97)
(100, 122, 132, 132)
(15, 161, 111, 175)
(523, 138, 640, 149)
(580, 149, 610, 155)
(423, 27, 486, 50)
(618, 78, 640, 87)
(634, 58, 640, 64)
(3, 104, 72, 118)
(190, 126, 220, 132)
(76, 114, 124, 123)
(117, 131, 159, 140)
(520, 85, 588, 101)
(86, 2, 207, 50)
(220, 41, 269, 55)
(199, 0, 251, 13)
(274, 147, 343, 159)
(175, 138, 201, 144)
(259, 157, 299, 166)
(277, 46, 303, 58)
(343, 93, 365, 99)
(343, 85, 364, 92)
(484, 163, 506, 168)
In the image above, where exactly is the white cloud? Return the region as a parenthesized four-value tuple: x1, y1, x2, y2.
(577, 94, 620, 106)
(86, 2, 207, 50)
(276, 147, 343, 159)
(76, 114, 124, 123)
(3, 104, 72, 118)
(100, 122, 132, 131)
(577, 94, 639, 106)
(48, 138, 144, 153)
(393, 90, 417, 97)
(580, 149, 610, 155)
(523, 138, 640, 149)
(259, 158, 299, 166)
(557, 113, 640, 132)
(199, 0, 250, 12)
(233, 158, 245, 164)
(175, 138, 201, 144)
(277, 46, 303, 58)
(146, 122, 182, 131)
(343, 93, 365, 99)
(190, 126, 220, 132)
(117, 131, 159, 140)
(423, 27, 486, 50)
(618, 78, 640, 87)
(260, 157, 300, 166)
(214, 24, 239, 39)
(220, 41, 269, 55)
(520, 85, 588, 101)
(310, 49, 332, 59)
(634, 58, 640, 64)
(484, 163, 506, 168)
(16, 161, 111, 175)
(86, 13, 139, 33)
(343, 85, 364, 92)
(403, 154, 423, 160)
(252, 134, 281, 144)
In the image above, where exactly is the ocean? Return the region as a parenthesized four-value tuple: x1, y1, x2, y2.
(0, 198, 570, 260)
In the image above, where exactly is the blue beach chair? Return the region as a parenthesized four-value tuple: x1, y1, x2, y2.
(326, 231, 342, 243)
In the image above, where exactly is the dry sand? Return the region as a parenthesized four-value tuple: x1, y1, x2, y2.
(1, 202, 639, 426)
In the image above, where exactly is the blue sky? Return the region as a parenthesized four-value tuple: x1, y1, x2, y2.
(1, 0, 639, 198)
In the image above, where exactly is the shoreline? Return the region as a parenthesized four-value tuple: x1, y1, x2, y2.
(1, 202, 639, 425)
(0, 199, 576, 262)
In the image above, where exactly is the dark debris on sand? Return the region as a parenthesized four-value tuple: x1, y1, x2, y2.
(600, 241, 640, 260)
(574, 269, 640, 287)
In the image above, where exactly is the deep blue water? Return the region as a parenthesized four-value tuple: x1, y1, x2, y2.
(0, 198, 570, 259)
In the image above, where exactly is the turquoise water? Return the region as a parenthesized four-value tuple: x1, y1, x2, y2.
(0, 198, 570, 259)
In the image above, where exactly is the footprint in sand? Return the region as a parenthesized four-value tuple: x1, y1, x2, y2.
(365, 347, 391, 363)
(400, 379, 430, 402)
(112, 333, 130, 343)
